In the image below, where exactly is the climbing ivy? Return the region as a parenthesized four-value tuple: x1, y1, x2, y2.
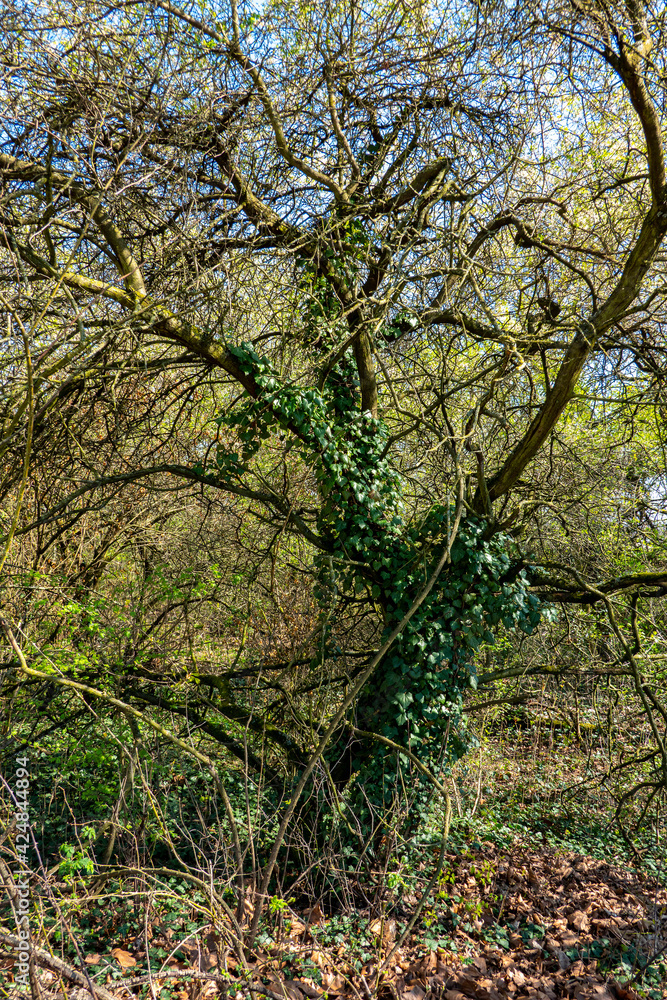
(196, 266, 546, 842)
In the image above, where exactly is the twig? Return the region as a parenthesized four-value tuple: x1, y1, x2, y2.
(122, 969, 230, 986)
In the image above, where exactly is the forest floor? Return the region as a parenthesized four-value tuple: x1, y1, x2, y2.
(238, 840, 667, 1000)
(3, 838, 666, 1000)
(2, 726, 666, 1000)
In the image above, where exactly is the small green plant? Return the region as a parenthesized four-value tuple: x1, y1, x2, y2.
(387, 867, 410, 895)
(269, 895, 288, 915)
(59, 842, 95, 884)
(469, 858, 495, 888)
(422, 921, 452, 953)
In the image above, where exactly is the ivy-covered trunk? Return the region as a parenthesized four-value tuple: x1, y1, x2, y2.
(204, 333, 543, 848)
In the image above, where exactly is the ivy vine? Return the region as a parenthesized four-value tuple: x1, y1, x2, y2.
(195, 264, 547, 844)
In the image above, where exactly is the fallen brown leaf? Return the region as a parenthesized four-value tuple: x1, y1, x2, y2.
(570, 911, 590, 933)
(110, 947, 136, 970)
(322, 971, 346, 992)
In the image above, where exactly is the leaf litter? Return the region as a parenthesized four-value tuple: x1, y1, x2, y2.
(4, 843, 666, 1000)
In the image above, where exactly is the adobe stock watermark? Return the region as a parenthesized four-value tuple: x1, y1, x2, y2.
(14, 754, 31, 988)
(3, 748, 33, 990)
